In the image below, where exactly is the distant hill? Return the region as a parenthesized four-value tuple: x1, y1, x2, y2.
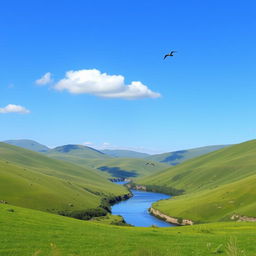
(101, 149, 150, 158)
(3, 139, 49, 152)
(0, 142, 127, 213)
(137, 140, 256, 223)
(45, 145, 168, 179)
(46, 144, 109, 159)
(147, 145, 229, 165)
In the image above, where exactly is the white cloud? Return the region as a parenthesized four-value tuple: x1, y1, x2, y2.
(36, 72, 52, 85)
(82, 141, 93, 146)
(54, 69, 161, 99)
(0, 104, 30, 114)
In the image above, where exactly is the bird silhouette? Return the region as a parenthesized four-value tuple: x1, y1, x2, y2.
(164, 50, 177, 59)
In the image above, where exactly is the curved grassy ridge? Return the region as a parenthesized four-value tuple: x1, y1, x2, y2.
(0, 143, 127, 213)
(137, 140, 256, 222)
(137, 140, 256, 192)
(1, 203, 256, 256)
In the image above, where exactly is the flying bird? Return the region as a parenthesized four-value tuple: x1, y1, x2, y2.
(164, 50, 177, 59)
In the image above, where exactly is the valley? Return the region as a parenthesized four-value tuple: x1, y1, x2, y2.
(1, 139, 256, 255)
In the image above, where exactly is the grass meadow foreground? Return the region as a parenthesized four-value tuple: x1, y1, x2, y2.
(1, 203, 256, 256)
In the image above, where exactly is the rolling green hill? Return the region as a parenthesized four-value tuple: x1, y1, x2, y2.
(137, 140, 256, 223)
(1, 203, 256, 256)
(3, 139, 49, 152)
(102, 149, 150, 158)
(147, 145, 228, 166)
(0, 142, 128, 214)
(45, 146, 168, 179)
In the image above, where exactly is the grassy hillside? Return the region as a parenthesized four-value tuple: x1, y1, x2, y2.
(137, 140, 256, 223)
(1, 203, 256, 256)
(92, 158, 169, 179)
(0, 142, 128, 213)
(147, 145, 228, 166)
(4, 139, 49, 152)
(102, 149, 150, 158)
(153, 174, 256, 223)
(46, 147, 168, 179)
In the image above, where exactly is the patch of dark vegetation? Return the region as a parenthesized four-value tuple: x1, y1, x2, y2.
(59, 207, 107, 220)
(59, 192, 132, 221)
(177, 217, 183, 224)
(100, 193, 132, 212)
(160, 150, 187, 163)
(98, 166, 138, 178)
(55, 145, 81, 153)
(109, 177, 125, 182)
(129, 182, 184, 196)
(7, 209, 15, 212)
(145, 162, 155, 166)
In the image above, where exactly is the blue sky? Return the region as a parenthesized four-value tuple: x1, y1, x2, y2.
(0, 0, 256, 153)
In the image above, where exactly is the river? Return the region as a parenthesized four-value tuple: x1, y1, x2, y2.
(112, 182, 175, 227)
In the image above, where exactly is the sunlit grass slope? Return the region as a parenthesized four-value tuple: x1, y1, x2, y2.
(137, 140, 256, 222)
(1, 203, 256, 256)
(0, 143, 127, 213)
(153, 174, 256, 223)
(138, 140, 256, 192)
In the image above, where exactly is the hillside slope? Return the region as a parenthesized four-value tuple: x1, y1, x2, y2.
(94, 158, 169, 178)
(137, 140, 256, 222)
(138, 140, 256, 192)
(4, 139, 49, 152)
(46, 146, 168, 178)
(0, 143, 127, 213)
(147, 145, 228, 166)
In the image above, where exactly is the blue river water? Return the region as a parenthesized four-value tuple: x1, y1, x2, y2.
(112, 182, 174, 227)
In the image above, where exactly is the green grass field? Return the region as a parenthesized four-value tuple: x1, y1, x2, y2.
(0, 143, 128, 213)
(137, 140, 256, 223)
(1, 203, 256, 256)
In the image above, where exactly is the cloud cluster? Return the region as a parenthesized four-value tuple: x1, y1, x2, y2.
(0, 104, 30, 114)
(54, 69, 161, 99)
(36, 72, 52, 85)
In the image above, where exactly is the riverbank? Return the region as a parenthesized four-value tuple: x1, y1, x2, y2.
(126, 182, 184, 196)
(149, 207, 193, 226)
(112, 189, 173, 227)
(58, 192, 132, 221)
